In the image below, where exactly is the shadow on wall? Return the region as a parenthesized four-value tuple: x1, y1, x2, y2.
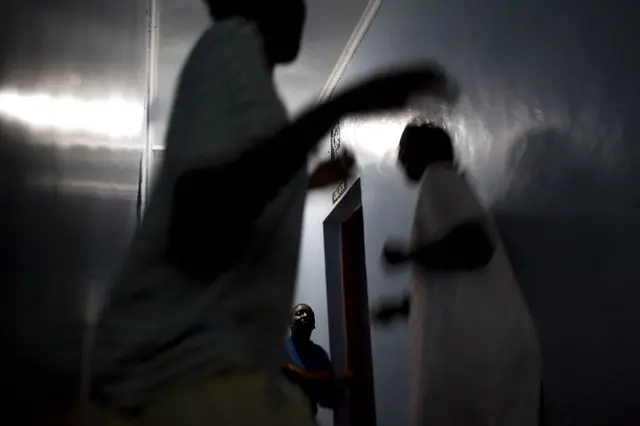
(492, 128, 640, 425)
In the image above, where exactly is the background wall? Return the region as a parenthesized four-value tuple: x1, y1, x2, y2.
(294, 0, 640, 425)
(293, 186, 336, 426)
(0, 0, 147, 423)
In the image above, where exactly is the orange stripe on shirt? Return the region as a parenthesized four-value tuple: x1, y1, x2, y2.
(282, 363, 331, 379)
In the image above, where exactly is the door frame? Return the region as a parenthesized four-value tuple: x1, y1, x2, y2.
(323, 178, 376, 426)
(324, 178, 363, 377)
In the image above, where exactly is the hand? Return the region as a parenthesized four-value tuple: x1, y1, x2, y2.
(382, 242, 411, 266)
(262, 63, 458, 182)
(309, 150, 356, 190)
(372, 296, 410, 326)
(333, 62, 457, 115)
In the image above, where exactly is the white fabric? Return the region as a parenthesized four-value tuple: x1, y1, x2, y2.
(95, 372, 316, 426)
(409, 164, 541, 426)
(92, 18, 308, 408)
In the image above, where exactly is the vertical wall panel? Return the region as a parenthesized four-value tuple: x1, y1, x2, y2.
(0, 0, 148, 421)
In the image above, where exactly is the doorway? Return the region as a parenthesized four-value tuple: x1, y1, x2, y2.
(323, 179, 377, 426)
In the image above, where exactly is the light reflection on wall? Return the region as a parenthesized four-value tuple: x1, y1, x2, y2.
(340, 113, 416, 167)
(340, 110, 490, 167)
(25, 177, 138, 197)
(339, 107, 527, 205)
(0, 90, 144, 140)
(0, 90, 144, 195)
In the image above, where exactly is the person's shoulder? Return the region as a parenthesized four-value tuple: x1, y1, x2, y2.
(309, 341, 331, 363)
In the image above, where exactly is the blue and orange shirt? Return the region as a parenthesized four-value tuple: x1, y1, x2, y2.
(283, 336, 338, 414)
(284, 336, 332, 379)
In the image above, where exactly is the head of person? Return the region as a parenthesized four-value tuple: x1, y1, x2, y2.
(290, 303, 315, 342)
(206, 0, 306, 66)
(398, 123, 454, 182)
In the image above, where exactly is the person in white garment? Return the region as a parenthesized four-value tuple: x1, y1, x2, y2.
(90, 0, 454, 424)
(375, 123, 542, 426)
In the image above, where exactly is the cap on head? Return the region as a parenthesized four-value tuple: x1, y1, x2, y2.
(398, 123, 454, 182)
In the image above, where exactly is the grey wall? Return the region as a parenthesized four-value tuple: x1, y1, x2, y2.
(0, 0, 369, 424)
(310, 0, 640, 425)
(0, 2, 368, 424)
(0, 0, 147, 422)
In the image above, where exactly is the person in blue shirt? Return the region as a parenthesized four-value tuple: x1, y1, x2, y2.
(283, 304, 349, 418)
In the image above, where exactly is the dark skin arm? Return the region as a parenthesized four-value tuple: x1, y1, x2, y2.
(281, 360, 350, 410)
(372, 292, 411, 325)
(383, 220, 495, 272)
(308, 151, 356, 190)
(168, 65, 454, 281)
(290, 371, 346, 410)
(375, 222, 494, 325)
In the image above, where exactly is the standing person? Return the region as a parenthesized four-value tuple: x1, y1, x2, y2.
(282, 304, 349, 420)
(375, 123, 541, 426)
(90, 0, 454, 424)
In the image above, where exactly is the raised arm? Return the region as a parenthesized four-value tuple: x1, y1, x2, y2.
(174, 65, 451, 221)
(168, 66, 454, 281)
(383, 220, 494, 272)
(409, 220, 495, 271)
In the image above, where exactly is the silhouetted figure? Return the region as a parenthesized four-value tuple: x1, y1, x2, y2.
(373, 124, 494, 324)
(374, 124, 541, 426)
(282, 304, 349, 419)
(91, 0, 453, 424)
